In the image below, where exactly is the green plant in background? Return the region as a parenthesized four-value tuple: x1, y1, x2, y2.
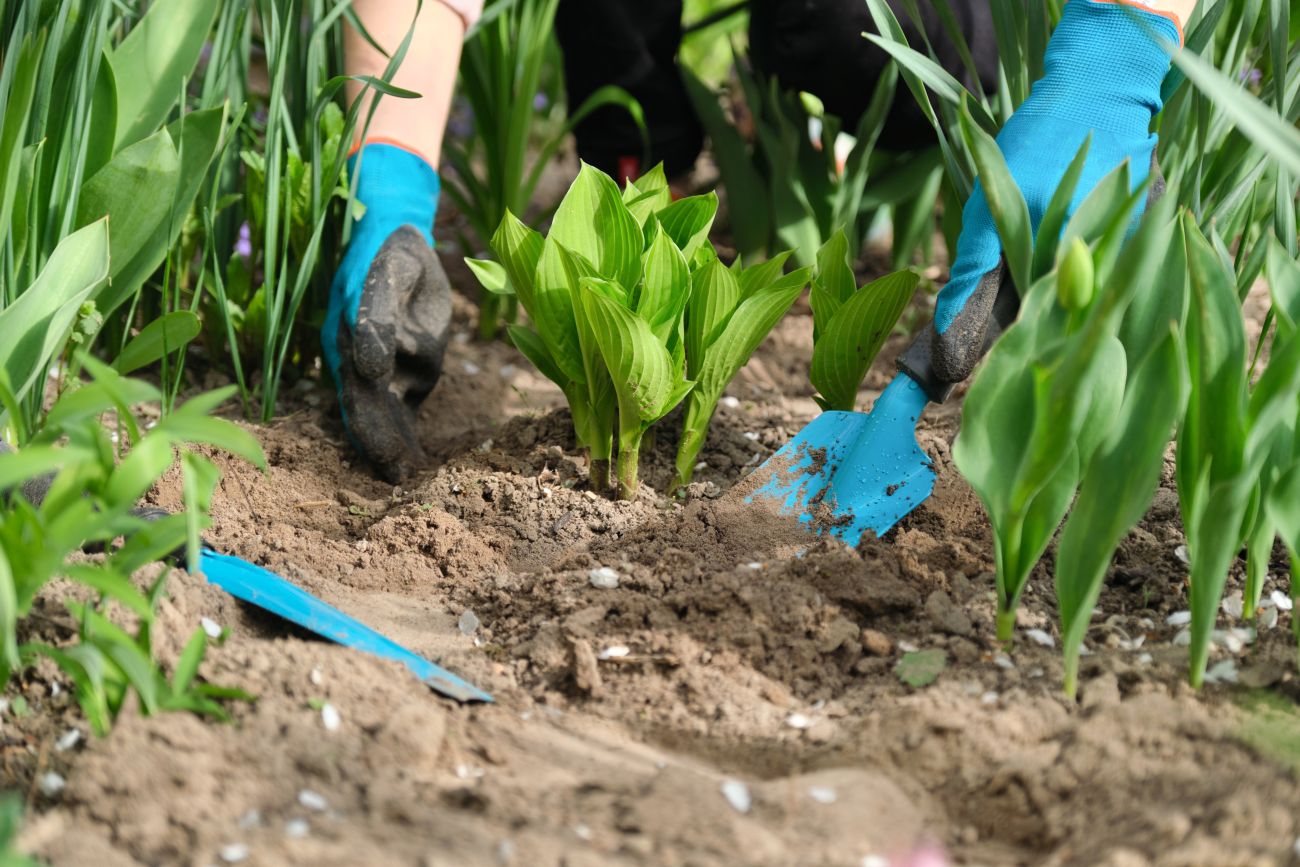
(0, 794, 34, 867)
(682, 50, 945, 270)
(444, 0, 646, 341)
(471, 162, 808, 497)
(0, 359, 266, 735)
(808, 230, 919, 412)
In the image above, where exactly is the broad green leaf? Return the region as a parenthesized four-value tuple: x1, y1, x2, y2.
(810, 230, 856, 341)
(109, 0, 221, 149)
(507, 325, 567, 387)
(530, 239, 588, 385)
(0, 220, 110, 413)
(655, 193, 719, 262)
(737, 251, 794, 297)
(1056, 328, 1185, 695)
(810, 269, 918, 412)
(623, 163, 671, 225)
(548, 162, 643, 294)
(465, 258, 512, 296)
(490, 211, 544, 309)
(113, 311, 201, 375)
(580, 286, 680, 425)
(638, 227, 691, 342)
(685, 258, 743, 380)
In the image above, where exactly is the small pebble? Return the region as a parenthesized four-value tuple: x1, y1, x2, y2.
(38, 772, 65, 797)
(1270, 590, 1293, 612)
(499, 364, 518, 378)
(1261, 606, 1279, 630)
(861, 857, 890, 867)
(743, 431, 760, 441)
(237, 810, 261, 829)
(320, 703, 341, 732)
(462, 361, 481, 375)
(1174, 544, 1190, 565)
(50, 682, 60, 697)
(1205, 658, 1238, 684)
(1293, 836, 1300, 858)
(1024, 628, 1055, 648)
(455, 764, 485, 780)
(980, 691, 999, 705)
(719, 396, 741, 409)
(808, 786, 837, 804)
(297, 789, 328, 812)
(1221, 592, 1243, 619)
(743, 562, 764, 571)
(458, 609, 480, 635)
(1137, 652, 1154, 665)
(55, 728, 81, 753)
(720, 779, 752, 814)
(219, 843, 250, 863)
(693, 461, 707, 471)
(201, 617, 223, 639)
(573, 824, 593, 841)
(898, 640, 919, 653)
(285, 819, 309, 839)
(588, 567, 620, 589)
(1166, 610, 1192, 627)
(786, 713, 812, 730)
(993, 653, 1015, 670)
(309, 667, 323, 686)
(1172, 629, 1191, 646)
(597, 645, 629, 660)
(496, 839, 515, 864)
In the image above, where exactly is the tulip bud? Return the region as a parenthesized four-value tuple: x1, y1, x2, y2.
(1057, 238, 1095, 311)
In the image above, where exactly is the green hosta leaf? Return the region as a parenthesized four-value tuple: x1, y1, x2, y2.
(0, 220, 110, 415)
(693, 269, 809, 404)
(895, 649, 947, 688)
(638, 227, 691, 343)
(506, 325, 567, 387)
(810, 269, 918, 412)
(489, 211, 544, 309)
(623, 163, 672, 226)
(656, 193, 719, 262)
(465, 257, 512, 296)
(1055, 327, 1185, 695)
(737, 251, 794, 298)
(959, 98, 1032, 295)
(108, 0, 221, 150)
(530, 239, 588, 385)
(686, 258, 743, 380)
(113, 311, 201, 375)
(549, 162, 643, 294)
(580, 285, 685, 425)
(810, 230, 858, 341)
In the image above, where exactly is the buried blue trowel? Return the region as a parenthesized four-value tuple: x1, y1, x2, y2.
(746, 266, 1020, 548)
(197, 549, 492, 703)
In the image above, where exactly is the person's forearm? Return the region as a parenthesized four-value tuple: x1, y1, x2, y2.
(345, 0, 465, 167)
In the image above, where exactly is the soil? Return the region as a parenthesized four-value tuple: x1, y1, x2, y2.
(5, 228, 1300, 867)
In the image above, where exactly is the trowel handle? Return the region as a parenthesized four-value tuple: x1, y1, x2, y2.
(897, 263, 1020, 403)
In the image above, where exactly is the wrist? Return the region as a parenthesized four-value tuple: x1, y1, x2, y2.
(348, 142, 440, 245)
(1076, 0, 1188, 45)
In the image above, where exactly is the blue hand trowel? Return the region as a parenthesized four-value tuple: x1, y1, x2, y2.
(746, 373, 934, 547)
(198, 549, 492, 703)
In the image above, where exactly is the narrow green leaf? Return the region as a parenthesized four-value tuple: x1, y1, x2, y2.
(113, 311, 201, 375)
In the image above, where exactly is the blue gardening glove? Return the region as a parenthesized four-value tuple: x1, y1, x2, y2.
(899, 0, 1181, 400)
(323, 143, 451, 482)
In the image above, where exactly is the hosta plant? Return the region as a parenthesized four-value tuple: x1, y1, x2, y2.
(0, 358, 266, 734)
(470, 162, 809, 498)
(808, 230, 918, 412)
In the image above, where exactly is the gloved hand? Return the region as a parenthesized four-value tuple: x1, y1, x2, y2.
(900, 0, 1181, 400)
(323, 142, 452, 482)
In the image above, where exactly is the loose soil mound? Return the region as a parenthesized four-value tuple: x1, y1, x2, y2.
(6, 267, 1299, 867)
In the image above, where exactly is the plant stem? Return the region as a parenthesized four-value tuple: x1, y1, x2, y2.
(615, 428, 645, 501)
(1063, 655, 1080, 701)
(672, 394, 714, 492)
(477, 293, 501, 341)
(589, 457, 611, 492)
(995, 608, 1017, 644)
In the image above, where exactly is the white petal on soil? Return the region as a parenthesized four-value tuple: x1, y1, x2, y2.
(1205, 659, 1238, 684)
(219, 843, 251, 863)
(1024, 629, 1055, 648)
(458, 609, 480, 635)
(743, 431, 760, 441)
(321, 703, 341, 732)
(785, 713, 812, 730)
(588, 567, 620, 589)
(808, 786, 837, 804)
(1261, 606, 1279, 630)
(201, 617, 223, 638)
(720, 779, 752, 814)
(1166, 610, 1192, 627)
(1221, 592, 1244, 619)
(719, 396, 741, 409)
(1172, 629, 1191, 647)
(597, 645, 630, 660)
(309, 667, 324, 686)
(38, 772, 65, 797)
(1270, 590, 1294, 612)
(1174, 544, 1190, 565)
(285, 819, 310, 839)
(55, 729, 81, 752)
(297, 790, 328, 812)
(993, 653, 1014, 670)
